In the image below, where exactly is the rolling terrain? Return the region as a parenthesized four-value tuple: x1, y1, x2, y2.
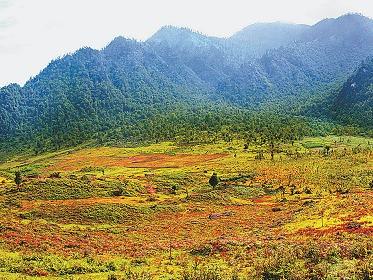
(0, 11, 373, 280)
(0, 136, 372, 279)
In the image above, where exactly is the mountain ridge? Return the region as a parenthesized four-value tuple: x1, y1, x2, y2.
(1, 13, 372, 154)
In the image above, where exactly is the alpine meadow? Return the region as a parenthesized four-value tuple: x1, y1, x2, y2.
(0, 2, 373, 279)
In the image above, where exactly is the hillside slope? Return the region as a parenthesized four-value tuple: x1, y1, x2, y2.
(332, 58, 373, 128)
(1, 14, 373, 152)
(217, 14, 373, 105)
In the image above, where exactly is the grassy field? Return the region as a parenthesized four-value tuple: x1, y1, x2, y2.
(0, 136, 372, 279)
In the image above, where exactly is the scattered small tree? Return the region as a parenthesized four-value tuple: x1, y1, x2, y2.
(171, 184, 178, 194)
(269, 141, 275, 161)
(34, 140, 43, 155)
(255, 150, 264, 160)
(304, 187, 312, 194)
(112, 186, 124, 196)
(15, 171, 22, 188)
(209, 172, 219, 188)
(324, 146, 331, 156)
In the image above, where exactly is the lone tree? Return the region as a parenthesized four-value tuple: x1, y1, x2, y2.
(324, 145, 331, 156)
(15, 171, 22, 188)
(209, 172, 219, 188)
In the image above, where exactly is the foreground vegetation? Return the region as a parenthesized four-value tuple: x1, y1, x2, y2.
(0, 135, 372, 279)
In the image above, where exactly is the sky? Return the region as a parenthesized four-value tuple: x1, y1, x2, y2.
(0, 0, 372, 86)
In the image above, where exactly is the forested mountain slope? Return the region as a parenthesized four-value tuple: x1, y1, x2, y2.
(217, 14, 373, 104)
(228, 22, 310, 59)
(0, 13, 372, 154)
(332, 58, 373, 128)
(0, 38, 218, 148)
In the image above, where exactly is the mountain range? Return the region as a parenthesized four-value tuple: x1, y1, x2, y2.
(1, 13, 372, 152)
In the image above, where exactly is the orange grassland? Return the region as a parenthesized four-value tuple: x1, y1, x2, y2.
(0, 137, 372, 279)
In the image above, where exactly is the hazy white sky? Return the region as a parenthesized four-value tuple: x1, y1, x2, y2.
(1, 0, 372, 86)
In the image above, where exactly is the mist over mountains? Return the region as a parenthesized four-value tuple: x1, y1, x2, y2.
(1, 13, 372, 152)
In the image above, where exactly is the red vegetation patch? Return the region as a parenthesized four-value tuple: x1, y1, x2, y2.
(252, 195, 272, 203)
(297, 223, 373, 237)
(1, 201, 291, 257)
(46, 153, 227, 172)
(146, 185, 156, 194)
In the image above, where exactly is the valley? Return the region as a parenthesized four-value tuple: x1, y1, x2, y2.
(0, 6, 373, 279)
(0, 136, 372, 279)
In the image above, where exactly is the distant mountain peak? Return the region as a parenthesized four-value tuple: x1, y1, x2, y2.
(102, 36, 143, 58)
(150, 25, 205, 39)
(105, 36, 138, 49)
(230, 22, 309, 41)
(336, 12, 371, 21)
(226, 22, 310, 58)
(157, 25, 196, 34)
(299, 12, 373, 43)
(147, 25, 219, 49)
